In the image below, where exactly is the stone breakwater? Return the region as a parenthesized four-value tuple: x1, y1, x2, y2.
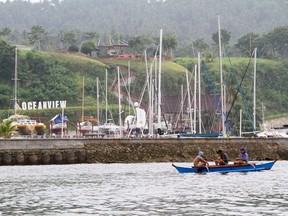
(0, 137, 287, 165)
(84, 138, 287, 163)
(0, 139, 86, 166)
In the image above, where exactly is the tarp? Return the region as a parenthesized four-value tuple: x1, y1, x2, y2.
(53, 114, 68, 124)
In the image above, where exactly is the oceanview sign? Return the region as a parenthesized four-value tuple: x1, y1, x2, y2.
(21, 100, 67, 110)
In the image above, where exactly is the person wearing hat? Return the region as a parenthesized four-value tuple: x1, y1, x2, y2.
(215, 149, 229, 165)
(193, 151, 209, 167)
(235, 147, 249, 164)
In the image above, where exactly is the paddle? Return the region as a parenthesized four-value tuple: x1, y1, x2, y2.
(248, 162, 256, 170)
(205, 164, 210, 172)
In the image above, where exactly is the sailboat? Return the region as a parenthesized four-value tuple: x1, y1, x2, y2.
(76, 77, 97, 135)
(178, 17, 225, 138)
(50, 113, 68, 135)
(4, 47, 46, 136)
(98, 119, 124, 136)
(95, 69, 124, 138)
(78, 117, 97, 135)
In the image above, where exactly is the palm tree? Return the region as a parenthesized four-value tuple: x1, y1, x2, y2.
(162, 35, 177, 57)
(128, 35, 151, 54)
(0, 119, 16, 138)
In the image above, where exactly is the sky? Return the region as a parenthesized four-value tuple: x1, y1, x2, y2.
(0, 0, 41, 2)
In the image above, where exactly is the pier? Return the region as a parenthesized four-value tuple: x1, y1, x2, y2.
(0, 137, 287, 165)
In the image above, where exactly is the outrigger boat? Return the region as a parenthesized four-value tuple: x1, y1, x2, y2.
(172, 160, 277, 174)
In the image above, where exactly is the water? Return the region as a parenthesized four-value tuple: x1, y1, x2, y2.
(0, 161, 287, 215)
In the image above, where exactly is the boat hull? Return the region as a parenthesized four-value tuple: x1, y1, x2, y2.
(35, 124, 46, 135)
(178, 132, 221, 138)
(172, 160, 277, 173)
(17, 125, 35, 135)
(50, 123, 67, 134)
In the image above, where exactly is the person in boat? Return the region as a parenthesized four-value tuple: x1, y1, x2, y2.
(235, 147, 249, 164)
(215, 149, 229, 165)
(193, 151, 209, 167)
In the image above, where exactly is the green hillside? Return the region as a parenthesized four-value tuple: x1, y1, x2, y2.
(0, 40, 288, 130)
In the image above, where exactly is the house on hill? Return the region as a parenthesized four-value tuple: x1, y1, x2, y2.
(96, 44, 129, 57)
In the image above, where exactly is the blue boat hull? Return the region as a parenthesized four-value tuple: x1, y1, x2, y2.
(178, 132, 221, 138)
(172, 160, 277, 173)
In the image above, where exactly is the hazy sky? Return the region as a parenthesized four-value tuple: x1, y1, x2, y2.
(0, 0, 41, 2)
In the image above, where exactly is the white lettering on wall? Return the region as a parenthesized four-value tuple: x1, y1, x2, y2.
(21, 100, 67, 110)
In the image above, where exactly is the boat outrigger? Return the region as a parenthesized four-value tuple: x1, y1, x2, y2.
(172, 159, 277, 174)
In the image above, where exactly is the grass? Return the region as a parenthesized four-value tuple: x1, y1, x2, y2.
(47, 52, 107, 67)
(101, 58, 187, 74)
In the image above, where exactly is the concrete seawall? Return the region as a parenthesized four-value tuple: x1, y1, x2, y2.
(0, 137, 287, 165)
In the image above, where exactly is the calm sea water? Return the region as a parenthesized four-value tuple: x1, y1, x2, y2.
(0, 161, 287, 215)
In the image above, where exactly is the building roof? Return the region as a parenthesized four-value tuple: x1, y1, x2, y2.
(162, 94, 223, 114)
(97, 44, 129, 48)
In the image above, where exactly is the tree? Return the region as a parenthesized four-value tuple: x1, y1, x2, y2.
(162, 34, 177, 57)
(128, 35, 152, 53)
(61, 31, 76, 50)
(0, 119, 15, 138)
(0, 27, 11, 41)
(193, 38, 209, 53)
(28, 25, 45, 50)
(0, 40, 15, 81)
(264, 25, 288, 58)
(81, 41, 96, 55)
(68, 45, 79, 52)
(235, 33, 260, 57)
(0, 83, 12, 106)
(83, 32, 99, 43)
(212, 29, 231, 45)
(74, 30, 86, 52)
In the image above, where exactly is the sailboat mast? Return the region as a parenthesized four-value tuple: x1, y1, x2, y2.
(96, 77, 99, 128)
(181, 84, 184, 126)
(186, 69, 193, 134)
(198, 52, 201, 133)
(253, 48, 257, 132)
(193, 65, 197, 133)
(240, 109, 242, 137)
(117, 66, 122, 138)
(14, 48, 18, 115)
(128, 61, 131, 115)
(61, 107, 64, 138)
(148, 55, 154, 137)
(154, 54, 158, 119)
(157, 29, 163, 132)
(218, 15, 226, 137)
(105, 69, 108, 122)
(81, 76, 85, 121)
